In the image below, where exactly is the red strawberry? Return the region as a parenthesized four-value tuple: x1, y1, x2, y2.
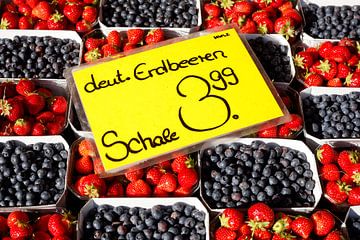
(317, 144, 336, 164)
(214, 227, 237, 240)
(78, 139, 97, 157)
(325, 181, 350, 204)
(341, 172, 353, 185)
(240, 223, 251, 236)
(311, 210, 335, 236)
(252, 10, 270, 23)
(324, 230, 344, 240)
(106, 181, 124, 197)
(313, 60, 337, 81)
(256, 18, 274, 34)
(10, 222, 33, 239)
(283, 114, 302, 131)
(171, 155, 194, 173)
(34, 20, 48, 29)
(33, 231, 51, 240)
(0, 215, 8, 234)
(320, 164, 340, 181)
(153, 185, 170, 197)
(127, 29, 145, 45)
(269, 0, 284, 8)
(13, 118, 32, 135)
(272, 212, 292, 233)
(85, 38, 104, 51)
(337, 63, 350, 79)
(16, 78, 35, 96)
(282, 8, 302, 26)
(93, 157, 105, 174)
(253, 229, 272, 240)
(327, 78, 343, 87)
(63, 2, 82, 23)
(36, 111, 55, 122)
(18, 3, 32, 16)
(32, 1, 52, 20)
(348, 55, 359, 67)
(346, 163, 360, 185)
(4, 3, 18, 13)
(306, 47, 320, 60)
(248, 203, 274, 230)
(345, 72, 360, 87)
(348, 187, 360, 205)
(26, 0, 39, 8)
(107, 30, 122, 48)
(233, 1, 254, 16)
(294, 51, 314, 69)
(18, 16, 34, 29)
(32, 122, 47, 135)
(253, 0, 268, 9)
(173, 186, 192, 196)
(204, 2, 221, 17)
(257, 126, 277, 138)
(157, 160, 172, 171)
(145, 29, 165, 45)
(0, 98, 24, 122)
(204, 17, 225, 29)
(178, 168, 198, 189)
(157, 173, 177, 192)
(84, 48, 102, 62)
(0, 11, 18, 29)
(78, 174, 106, 198)
(125, 168, 144, 182)
(123, 42, 137, 51)
(82, 5, 97, 23)
(329, 46, 352, 63)
(239, 19, 257, 33)
(75, 155, 94, 175)
(47, 11, 67, 30)
(274, 16, 295, 39)
(25, 93, 45, 115)
(49, 96, 67, 115)
(75, 19, 92, 32)
(278, 125, 292, 138)
(318, 41, 334, 59)
(219, 208, 244, 231)
(338, 150, 359, 171)
(145, 166, 164, 185)
(102, 43, 119, 57)
(291, 216, 313, 239)
(7, 211, 29, 228)
(48, 212, 74, 237)
(126, 179, 152, 197)
(46, 121, 63, 134)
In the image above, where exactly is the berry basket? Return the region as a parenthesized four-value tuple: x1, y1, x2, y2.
(300, 0, 360, 40)
(0, 135, 69, 211)
(300, 87, 360, 149)
(0, 30, 82, 80)
(77, 197, 210, 240)
(199, 138, 322, 213)
(98, 0, 202, 34)
(344, 206, 360, 240)
(244, 34, 296, 85)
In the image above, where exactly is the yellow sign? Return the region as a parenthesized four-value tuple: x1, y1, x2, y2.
(71, 28, 286, 172)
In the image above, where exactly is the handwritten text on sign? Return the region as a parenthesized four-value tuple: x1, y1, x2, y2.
(72, 28, 285, 172)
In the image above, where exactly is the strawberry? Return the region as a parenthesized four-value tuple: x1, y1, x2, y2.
(145, 166, 164, 185)
(123, 42, 137, 51)
(311, 210, 335, 236)
(272, 232, 295, 240)
(77, 174, 106, 198)
(85, 38, 104, 51)
(157, 173, 177, 192)
(327, 78, 342, 87)
(13, 118, 32, 135)
(0, 98, 24, 122)
(269, 0, 284, 8)
(46, 121, 63, 134)
(324, 230, 344, 240)
(173, 186, 192, 196)
(26, 0, 39, 8)
(33, 231, 52, 240)
(320, 164, 340, 181)
(33, 214, 51, 231)
(272, 213, 292, 234)
(125, 168, 144, 182)
(18, 3, 32, 16)
(107, 30, 122, 48)
(318, 41, 334, 59)
(0, 215, 8, 234)
(106, 181, 124, 197)
(278, 125, 292, 138)
(348, 55, 359, 67)
(348, 187, 360, 205)
(345, 72, 360, 87)
(93, 157, 105, 174)
(204, 2, 221, 17)
(219, 208, 244, 231)
(346, 163, 360, 185)
(341, 172, 353, 185)
(102, 43, 119, 57)
(253, 0, 268, 9)
(274, 16, 295, 40)
(48, 212, 74, 237)
(78, 139, 97, 157)
(252, 10, 270, 23)
(257, 126, 277, 138)
(291, 216, 313, 239)
(337, 150, 359, 171)
(253, 229, 272, 240)
(7, 211, 29, 228)
(84, 48, 102, 63)
(34, 20, 49, 29)
(313, 60, 337, 81)
(329, 46, 352, 63)
(240, 19, 257, 33)
(19, 16, 33, 29)
(178, 167, 198, 189)
(10, 222, 33, 239)
(75, 19, 92, 32)
(233, 1, 254, 16)
(145, 29, 165, 45)
(36, 111, 55, 122)
(153, 185, 170, 197)
(51, 235, 71, 240)
(31, 122, 47, 135)
(248, 203, 274, 230)
(284, 114, 303, 131)
(282, 8, 302, 26)
(3, 3, 18, 13)
(75, 155, 94, 175)
(49, 96, 67, 114)
(25, 93, 45, 115)
(82, 5, 97, 23)
(0, 11, 18, 29)
(214, 227, 237, 240)
(127, 29, 145, 45)
(325, 181, 350, 204)
(336, 63, 350, 79)
(317, 144, 336, 164)
(47, 11, 67, 30)
(256, 18, 274, 34)
(294, 51, 314, 69)
(157, 160, 172, 170)
(171, 155, 194, 173)
(126, 179, 152, 197)
(306, 47, 320, 60)
(63, 2, 82, 23)
(240, 223, 252, 236)
(204, 17, 225, 29)
(16, 78, 35, 96)
(32, 1, 52, 20)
